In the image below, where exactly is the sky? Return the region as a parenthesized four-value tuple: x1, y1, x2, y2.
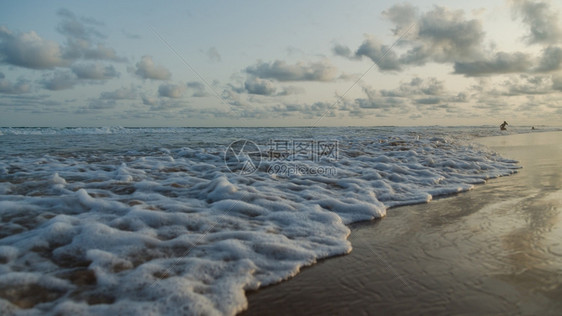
(1, 0, 562, 127)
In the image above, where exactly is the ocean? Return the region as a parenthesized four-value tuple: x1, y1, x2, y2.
(0, 126, 554, 315)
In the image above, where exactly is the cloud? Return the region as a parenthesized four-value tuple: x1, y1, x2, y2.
(63, 39, 123, 62)
(244, 77, 276, 95)
(383, 3, 418, 36)
(41, 71, 77, 90)
(186, 81, 208, 97)
(0, 76, 31, 94)
(245, 60, 337, 81)
(56, 8, 105, 41)
(0, 94, 56, 109)
(158, 83, 186, 98)
(276, 85, 305, 96)
(86, 99, 116, 110)
(355, 36, 402, 71)
(147, 99, 187, 112)
(135, 55, 172, 80)
(0, 26, 67, 69)
(57, 9, 124, 62)
(41, 65, 120, 91)
(380, 77, 445, 97)
(206, 47, 221, 62)
(142, 95, 158, 106)
(551, 75, 562, 91)
(222, 89, 250, 107)
(342, 5, 485, 71)
(511, 0, 562, 44)
(347, 4, 560, 78)
(355, 97, 405, 110)
(454, 52, 532, 76)
(83, 44, 123, 61)
(348, 77, 468, 114)
(503, 75, 554, 95)
(452, 92, 469, 103)
(332, 44, 352, 58)
(71, 63, 119, 79)
(229, 76, 304, 96)
(415, 97, 442, 105)
(271, 102, 334, 118)
(535, 46, 562, 72)
(122, 29, 141, 40)
(101, 86, 137, 100)
(398, 6, 485, 65)
(355, 87, 406, 110)
(469, 73, 562, 113)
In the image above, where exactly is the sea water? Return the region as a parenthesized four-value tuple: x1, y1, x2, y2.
(0, 126, 551, 315)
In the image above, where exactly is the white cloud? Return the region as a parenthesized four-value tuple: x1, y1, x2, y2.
(535, 46, 562, 72)
(340, 5, 487, 72)
(71, 63, 119, 80)
(101, 86, 137, 100)
(0, 76, 31, 94)
(83, 44, 124, 61)
(186, 81, 208, 97)
(142, 95, 158, 106)
(511, 0, 562, 44)
(244, 77, 276, 95)
(383, 3, 418, 36)
(454, 52, 532, 76)
(206, 47, 221, 63)
(245, 60, 337, 82)
(158, 83, 186, 98)
(332, 44, 352, 58)
(56, 8, 105, 41)
(86, 99, 117, 110)
(135, 56, 172, 80)
(397, 6, 485, 65)
(355, 36, 402, 71)
(502, 74, 556, 95)
(0, 26, 67, 69)
(57, 9, 124, 62)
(41, 71, 77, 90)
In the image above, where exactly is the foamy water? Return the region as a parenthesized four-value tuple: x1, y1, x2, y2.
(0, 126, 545, 315)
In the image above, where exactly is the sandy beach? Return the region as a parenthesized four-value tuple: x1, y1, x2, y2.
(242, 131, 562, 315)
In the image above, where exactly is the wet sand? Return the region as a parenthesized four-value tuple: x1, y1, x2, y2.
(242, 131, 562, 315)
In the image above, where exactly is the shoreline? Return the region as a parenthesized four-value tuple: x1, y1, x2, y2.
(241, 131, 562, 315)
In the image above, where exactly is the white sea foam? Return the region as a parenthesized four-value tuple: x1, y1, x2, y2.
(0, 127, 525, 315)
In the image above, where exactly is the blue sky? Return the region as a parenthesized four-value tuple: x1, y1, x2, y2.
(1, 0, 562, 127)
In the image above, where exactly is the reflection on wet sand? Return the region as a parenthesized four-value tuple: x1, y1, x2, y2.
(243, 131, 562, 315)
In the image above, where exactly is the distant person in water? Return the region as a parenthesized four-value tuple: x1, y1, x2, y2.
(500, 121, 508, 131)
